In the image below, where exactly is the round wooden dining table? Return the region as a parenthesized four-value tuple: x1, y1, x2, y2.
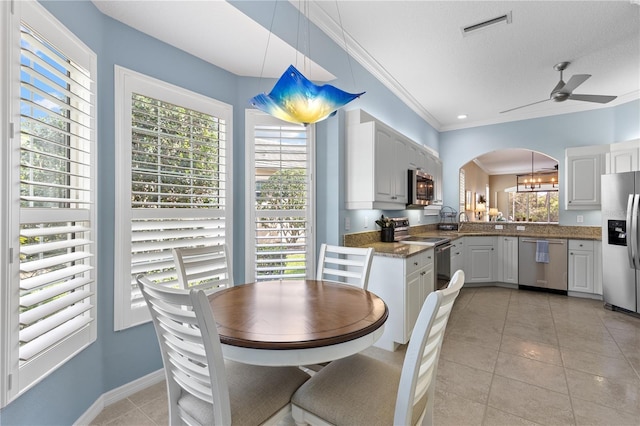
(208, 279, 388, 366)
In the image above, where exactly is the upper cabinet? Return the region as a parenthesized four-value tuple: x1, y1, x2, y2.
(607, 139, 640, 174)
(346, 109, 442, 210)
(565, 145, 607, 210)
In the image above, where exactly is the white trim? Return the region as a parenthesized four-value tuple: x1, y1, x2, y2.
(3, 0, 98, 405)
(114, 66, 233, 330)
(73, 369, 165, 426)
(244, 110, 316, 282)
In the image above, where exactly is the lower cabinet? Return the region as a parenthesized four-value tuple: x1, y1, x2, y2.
(497, 236, 518, 284)
(464, 237, 496, 283)
(368, 249, 434, 351)
(568, 239, 602, 295)
(450, 237, 465, 276)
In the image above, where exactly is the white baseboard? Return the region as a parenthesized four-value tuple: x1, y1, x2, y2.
(74, 369, 164, 426)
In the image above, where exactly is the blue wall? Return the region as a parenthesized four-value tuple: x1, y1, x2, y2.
(1, 0, 638, 424)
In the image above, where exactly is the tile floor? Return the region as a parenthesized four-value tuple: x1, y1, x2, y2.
(90, 286, 640, 425)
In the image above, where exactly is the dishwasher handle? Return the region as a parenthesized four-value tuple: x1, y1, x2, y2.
(520, 239, 566, 244)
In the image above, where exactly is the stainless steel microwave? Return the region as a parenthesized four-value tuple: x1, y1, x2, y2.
(407, 169, 434, 207)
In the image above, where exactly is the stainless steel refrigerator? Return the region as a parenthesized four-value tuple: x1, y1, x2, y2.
(601, 172, 640, 313)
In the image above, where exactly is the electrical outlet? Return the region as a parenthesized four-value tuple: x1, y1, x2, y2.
(516, 225, 526, 231)
(577, 215, 584, 223)
(495, 224, 504, 230)
(345, 217, 351, 231)
(364, 215, 369, 228)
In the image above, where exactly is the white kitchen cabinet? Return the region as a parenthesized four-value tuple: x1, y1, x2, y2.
(346, 109, 442, 210)
(450, 237, 465, 276)
(367, 249, 434, 351)
(565, 145, 607, 210)
(568, 239, 595, 294)
(607, 139, 640, 173)
(346, 111, 408, 209)
(427, 154, 443, 205)
(407, 142, 429, 172)
(464, 236, 496, 283)
(497, 236, 518, 284)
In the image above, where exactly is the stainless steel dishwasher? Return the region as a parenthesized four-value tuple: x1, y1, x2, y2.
(518, 238, 568, 292)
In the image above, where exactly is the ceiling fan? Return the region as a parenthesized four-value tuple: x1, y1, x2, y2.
(501, 61, 617, 114)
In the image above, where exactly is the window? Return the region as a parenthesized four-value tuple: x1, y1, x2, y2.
(508, 191, 559, 223)
(114, 67, 232, 330)
(1, 1, 97, 404)
(245, 110, 314, 281)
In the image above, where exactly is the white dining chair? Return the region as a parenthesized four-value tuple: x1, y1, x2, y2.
(316, 244, 375, 289)
(291, 270, 465, 426)
(137, 275, 310, 426)
(172, 244, 233, 293)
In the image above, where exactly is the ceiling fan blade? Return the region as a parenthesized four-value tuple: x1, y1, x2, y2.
(551, 79, 565, 94)
(561, 74, 590, 93)
(568, 93, 617, 104)
(500, 99, 550, 114)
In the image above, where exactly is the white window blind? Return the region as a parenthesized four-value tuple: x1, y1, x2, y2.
(245, 111, 314, 281)
(4, 0, 98, 403)
(114, 67, 232, 330)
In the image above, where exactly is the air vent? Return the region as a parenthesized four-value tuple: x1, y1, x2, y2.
(461, 11, 512, 36)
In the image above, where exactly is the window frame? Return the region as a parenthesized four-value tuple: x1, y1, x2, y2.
(1, 0, 98, 405)
(113, 66, 233, 330)
(244, 109, 315, 282)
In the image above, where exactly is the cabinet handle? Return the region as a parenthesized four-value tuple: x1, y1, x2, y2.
(428, 256, 432, 259)
(491, 248, 494, 251)
(414, 262, 419, 266)
(570, 252, 574, 255)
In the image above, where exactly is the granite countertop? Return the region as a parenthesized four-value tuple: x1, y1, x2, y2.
(345, 223, 601, 259)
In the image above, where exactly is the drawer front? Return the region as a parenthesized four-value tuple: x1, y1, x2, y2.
(569, 239, 594, 251)
(406, 250, 433, 275)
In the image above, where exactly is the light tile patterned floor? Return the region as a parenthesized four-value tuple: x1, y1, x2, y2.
(90, 287, 640, 425)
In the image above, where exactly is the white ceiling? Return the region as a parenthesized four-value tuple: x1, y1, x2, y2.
(92, 0, 639, 173)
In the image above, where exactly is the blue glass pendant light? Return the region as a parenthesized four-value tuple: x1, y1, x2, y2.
(251, 65, 364, 125)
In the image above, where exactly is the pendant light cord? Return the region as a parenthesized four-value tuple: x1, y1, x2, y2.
(257, 0, 279, 94)
(334, 0, 357, 90)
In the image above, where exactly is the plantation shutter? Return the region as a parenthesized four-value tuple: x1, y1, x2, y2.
(114, 67, 232, 330)
(17, 19, 96, 377)
(247, 113, 313, 281)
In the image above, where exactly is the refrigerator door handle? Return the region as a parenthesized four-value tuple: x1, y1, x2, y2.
(634, 194, 640, 270)
(627, 194, 636, 268)
(631, 194, 640, 269)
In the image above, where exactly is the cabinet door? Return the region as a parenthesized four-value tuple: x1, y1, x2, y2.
(433, 157, 443, 205)
(569, 250, 594, 293)
(566, 152, 604, 210)
(451, 239, 465, 277)
(405, 270, 421, 340)
(610, 149, 638, 173)
(466, 245, 494, 282)
(422, 261, 435, 298)
(374, 126, 395, 202)
(499, 237, 518, 284)
(392, 137, 408, 204)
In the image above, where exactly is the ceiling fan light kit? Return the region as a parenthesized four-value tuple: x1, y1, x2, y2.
(501, 61, 617, 113)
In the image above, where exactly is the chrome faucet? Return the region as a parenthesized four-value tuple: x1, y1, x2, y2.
(458, 212, 468, 231)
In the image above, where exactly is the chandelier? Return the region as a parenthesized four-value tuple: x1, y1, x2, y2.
(250, 1, 365, 126)
(516, 152, 558, 193)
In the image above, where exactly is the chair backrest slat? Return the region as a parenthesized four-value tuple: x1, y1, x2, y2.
(137, 275, 232, 425)
(394, 269, 465, 426)
(173, 244, 233, 292)
(316, 243, 375, 289)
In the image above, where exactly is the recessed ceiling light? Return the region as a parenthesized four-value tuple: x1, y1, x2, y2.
(457, 114, 468, 120)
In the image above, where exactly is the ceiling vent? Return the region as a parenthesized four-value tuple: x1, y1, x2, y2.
(461, 11, 512, 36)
